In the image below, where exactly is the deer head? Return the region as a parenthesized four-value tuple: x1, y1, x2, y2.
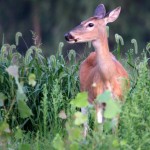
(65, 4, 121, 43)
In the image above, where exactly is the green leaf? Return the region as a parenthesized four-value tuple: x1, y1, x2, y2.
(96, 90, 121, 119)
(19, 144, 31, 150)
(66, 123, 82, 141)
(74, 111, 87, 125)
(112, 139, 119, 147)
(28, 73, 36, 87)
(52, 134, 65, 150)
(18, 100, 33, 119)
(96, 90, 111, 103)
(0, 92, 7, 106)
(70, 92, 88, 108)
(70, 142, 79, 150)
(104, 100, 121, 119)
(120, 140, 127, 146)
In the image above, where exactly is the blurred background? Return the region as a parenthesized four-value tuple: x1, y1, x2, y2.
(0, 0, 150, 56)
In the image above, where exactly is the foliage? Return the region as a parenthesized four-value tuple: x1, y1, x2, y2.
(0, 32, 150, 150)
(96, 91, 121, 119)
(119, 51, 150, 150)
(0, 33, 79, 137)
(70, 92, 88, 108)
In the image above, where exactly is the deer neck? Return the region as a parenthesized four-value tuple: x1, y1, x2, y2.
(92, 29, 115, 79)
(92, 29, 111, 63)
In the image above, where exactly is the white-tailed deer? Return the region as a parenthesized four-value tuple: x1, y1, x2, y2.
(65, 4, 129, 136)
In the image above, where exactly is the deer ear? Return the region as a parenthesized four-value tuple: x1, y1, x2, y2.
(104, 7, 121, 24)
(94, 4, 106, 18)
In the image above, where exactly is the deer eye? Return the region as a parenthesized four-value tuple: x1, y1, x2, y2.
(88, 23, 94, 27)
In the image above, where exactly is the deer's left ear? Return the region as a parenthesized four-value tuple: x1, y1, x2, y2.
(104, 7, 121, 24)
(94, 4, 106, 18)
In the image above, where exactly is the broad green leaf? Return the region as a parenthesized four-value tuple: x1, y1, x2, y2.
(70, 142, 79, 150)
(112, 139, 119, 147)
(70, 92, 88, 108)
(96, 90, 121, 119)
(19, 144, 30, 150)
(18, 100, 33, 119)
(6, 65, 19, 78)
(74, 111, 87, 125)
(96, 90, 111, 103)
(52, 134, 65, 150)
(0, 92, 7, 106)
(66, 123, 82, 141)
(104, 100, 121, 119)
(69, 128, 82, 141)
(120, 140, 127, 146)
(28, 73, 36, 87)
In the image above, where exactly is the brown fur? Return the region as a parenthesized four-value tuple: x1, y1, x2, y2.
(79, 51, 129, 103)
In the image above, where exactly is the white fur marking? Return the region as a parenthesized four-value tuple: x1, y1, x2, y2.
(97, 107, 103, 123)
(92, 82, 97, 87)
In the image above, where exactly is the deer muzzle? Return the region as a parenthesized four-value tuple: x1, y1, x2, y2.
(64, 32, 77, 43)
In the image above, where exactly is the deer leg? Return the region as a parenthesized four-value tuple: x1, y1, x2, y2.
(81, 107, 88, 137)
(96, 104, 104, 124)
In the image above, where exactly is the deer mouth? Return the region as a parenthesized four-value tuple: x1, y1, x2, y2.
(64, 33, 78, 43)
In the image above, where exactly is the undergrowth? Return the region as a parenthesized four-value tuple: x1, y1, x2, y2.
(0, 32, 150, 150)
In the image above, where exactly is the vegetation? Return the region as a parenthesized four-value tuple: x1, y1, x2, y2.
(0, 32, 150, 150)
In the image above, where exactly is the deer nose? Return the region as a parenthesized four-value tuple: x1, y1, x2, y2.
(64, 33, 74, 41)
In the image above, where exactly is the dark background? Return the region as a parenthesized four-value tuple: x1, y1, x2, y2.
(0, 0, 150, 56)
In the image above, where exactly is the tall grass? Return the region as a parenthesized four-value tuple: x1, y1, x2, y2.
(0, 32, 150, 150)
(0, 33, 79, 139)
(119, 52, 150, 150)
